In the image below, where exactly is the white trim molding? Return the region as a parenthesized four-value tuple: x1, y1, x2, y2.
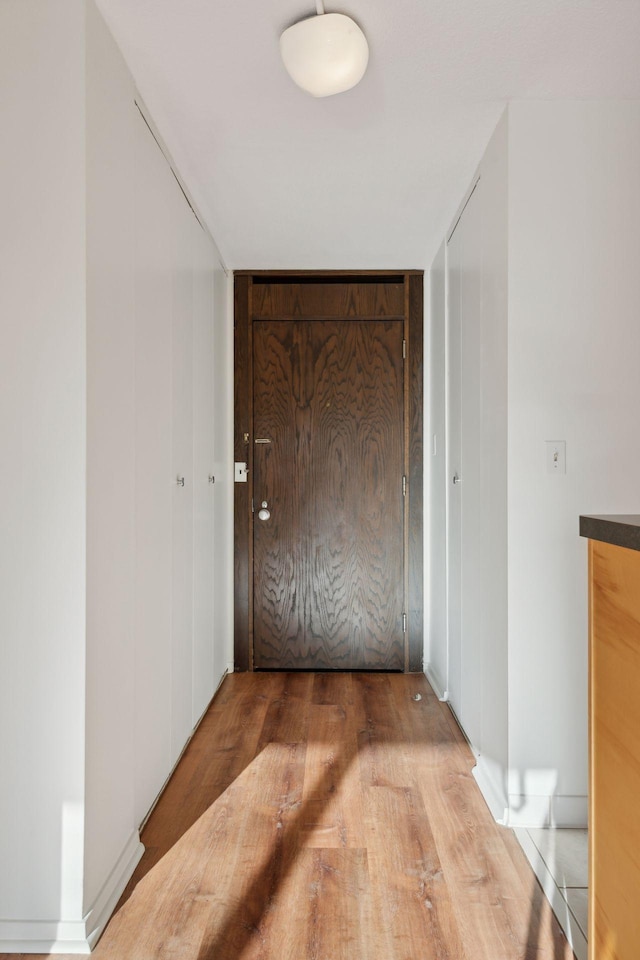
(424, 663, 448, 702)
(0, 831, 144, 955)
(471, 757, 587, 830)
(472, 757, 508, 824)
(84, 830, 144, 949)
(506, 794, 588, 829)
(0, 918, 94, 956)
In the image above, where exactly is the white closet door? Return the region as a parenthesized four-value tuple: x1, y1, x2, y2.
(459, 184, 483, 751)
(133, 111, 174, 823)
(192, 227, 216, 724)
(447, 181, 483, 754)
(210, 266, 230, 689)
(170, 189, 195, 764)
(447, 224, 462, 717)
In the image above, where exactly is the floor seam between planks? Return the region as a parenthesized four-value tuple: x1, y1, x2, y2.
(1, 672, 575, 960)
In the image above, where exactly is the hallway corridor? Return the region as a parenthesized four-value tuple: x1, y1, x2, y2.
(6, 672, 574, 959)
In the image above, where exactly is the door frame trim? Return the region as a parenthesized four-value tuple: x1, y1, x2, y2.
(233, 270, 424, 672)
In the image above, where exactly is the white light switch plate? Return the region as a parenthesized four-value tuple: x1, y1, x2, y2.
(546, 441, 566, 474)
(234, 462, 248, 482)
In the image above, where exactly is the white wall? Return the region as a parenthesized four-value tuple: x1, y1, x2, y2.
(0, 1, 233, 951)
(84, 0, 139, 918)
(0, 0, 88, 942)
(507, 101, 640, 824)
(430, 100, 640, 828)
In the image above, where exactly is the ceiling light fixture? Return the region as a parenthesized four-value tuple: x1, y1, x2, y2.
(279, 0, 369, 98)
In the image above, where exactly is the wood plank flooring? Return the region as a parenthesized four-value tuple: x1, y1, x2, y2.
(2, 673, 574, 959)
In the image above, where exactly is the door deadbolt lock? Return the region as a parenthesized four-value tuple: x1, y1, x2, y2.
(258, 500, 270, 521)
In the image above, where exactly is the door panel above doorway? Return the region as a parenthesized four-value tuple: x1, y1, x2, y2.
(251, 278, 405, 320)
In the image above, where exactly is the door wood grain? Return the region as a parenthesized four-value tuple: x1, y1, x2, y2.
(252, 319, 404, 670)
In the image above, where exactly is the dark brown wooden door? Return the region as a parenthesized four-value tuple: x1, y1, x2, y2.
(252, 318, 405, 669)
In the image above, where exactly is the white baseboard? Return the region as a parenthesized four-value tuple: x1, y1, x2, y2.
(507, 793, 554, 827)
(0, 919, 93, 955)
(424, 663, 448, 701)
(0, 831, 144, 955)
(550, 794, 588, 828)
(472, 756, 508, 824)
(84, 830, 145, 948)
(506, 794, 588, 829)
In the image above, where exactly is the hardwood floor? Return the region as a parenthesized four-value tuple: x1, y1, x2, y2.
(2, 673, 574, 959)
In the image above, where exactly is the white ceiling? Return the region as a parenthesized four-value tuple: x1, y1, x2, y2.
(96, 0, 640, 271)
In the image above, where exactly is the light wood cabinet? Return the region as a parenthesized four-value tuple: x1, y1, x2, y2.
(587, 532, 640, 960)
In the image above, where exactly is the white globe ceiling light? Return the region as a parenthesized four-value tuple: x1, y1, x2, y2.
(279, 3, 369, 98)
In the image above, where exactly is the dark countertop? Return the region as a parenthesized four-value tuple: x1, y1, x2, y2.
(580, 515, 640, 553)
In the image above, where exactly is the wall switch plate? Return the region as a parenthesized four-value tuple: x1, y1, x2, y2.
(234, 462, 248, 482)
(546, 441, 566, 474)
